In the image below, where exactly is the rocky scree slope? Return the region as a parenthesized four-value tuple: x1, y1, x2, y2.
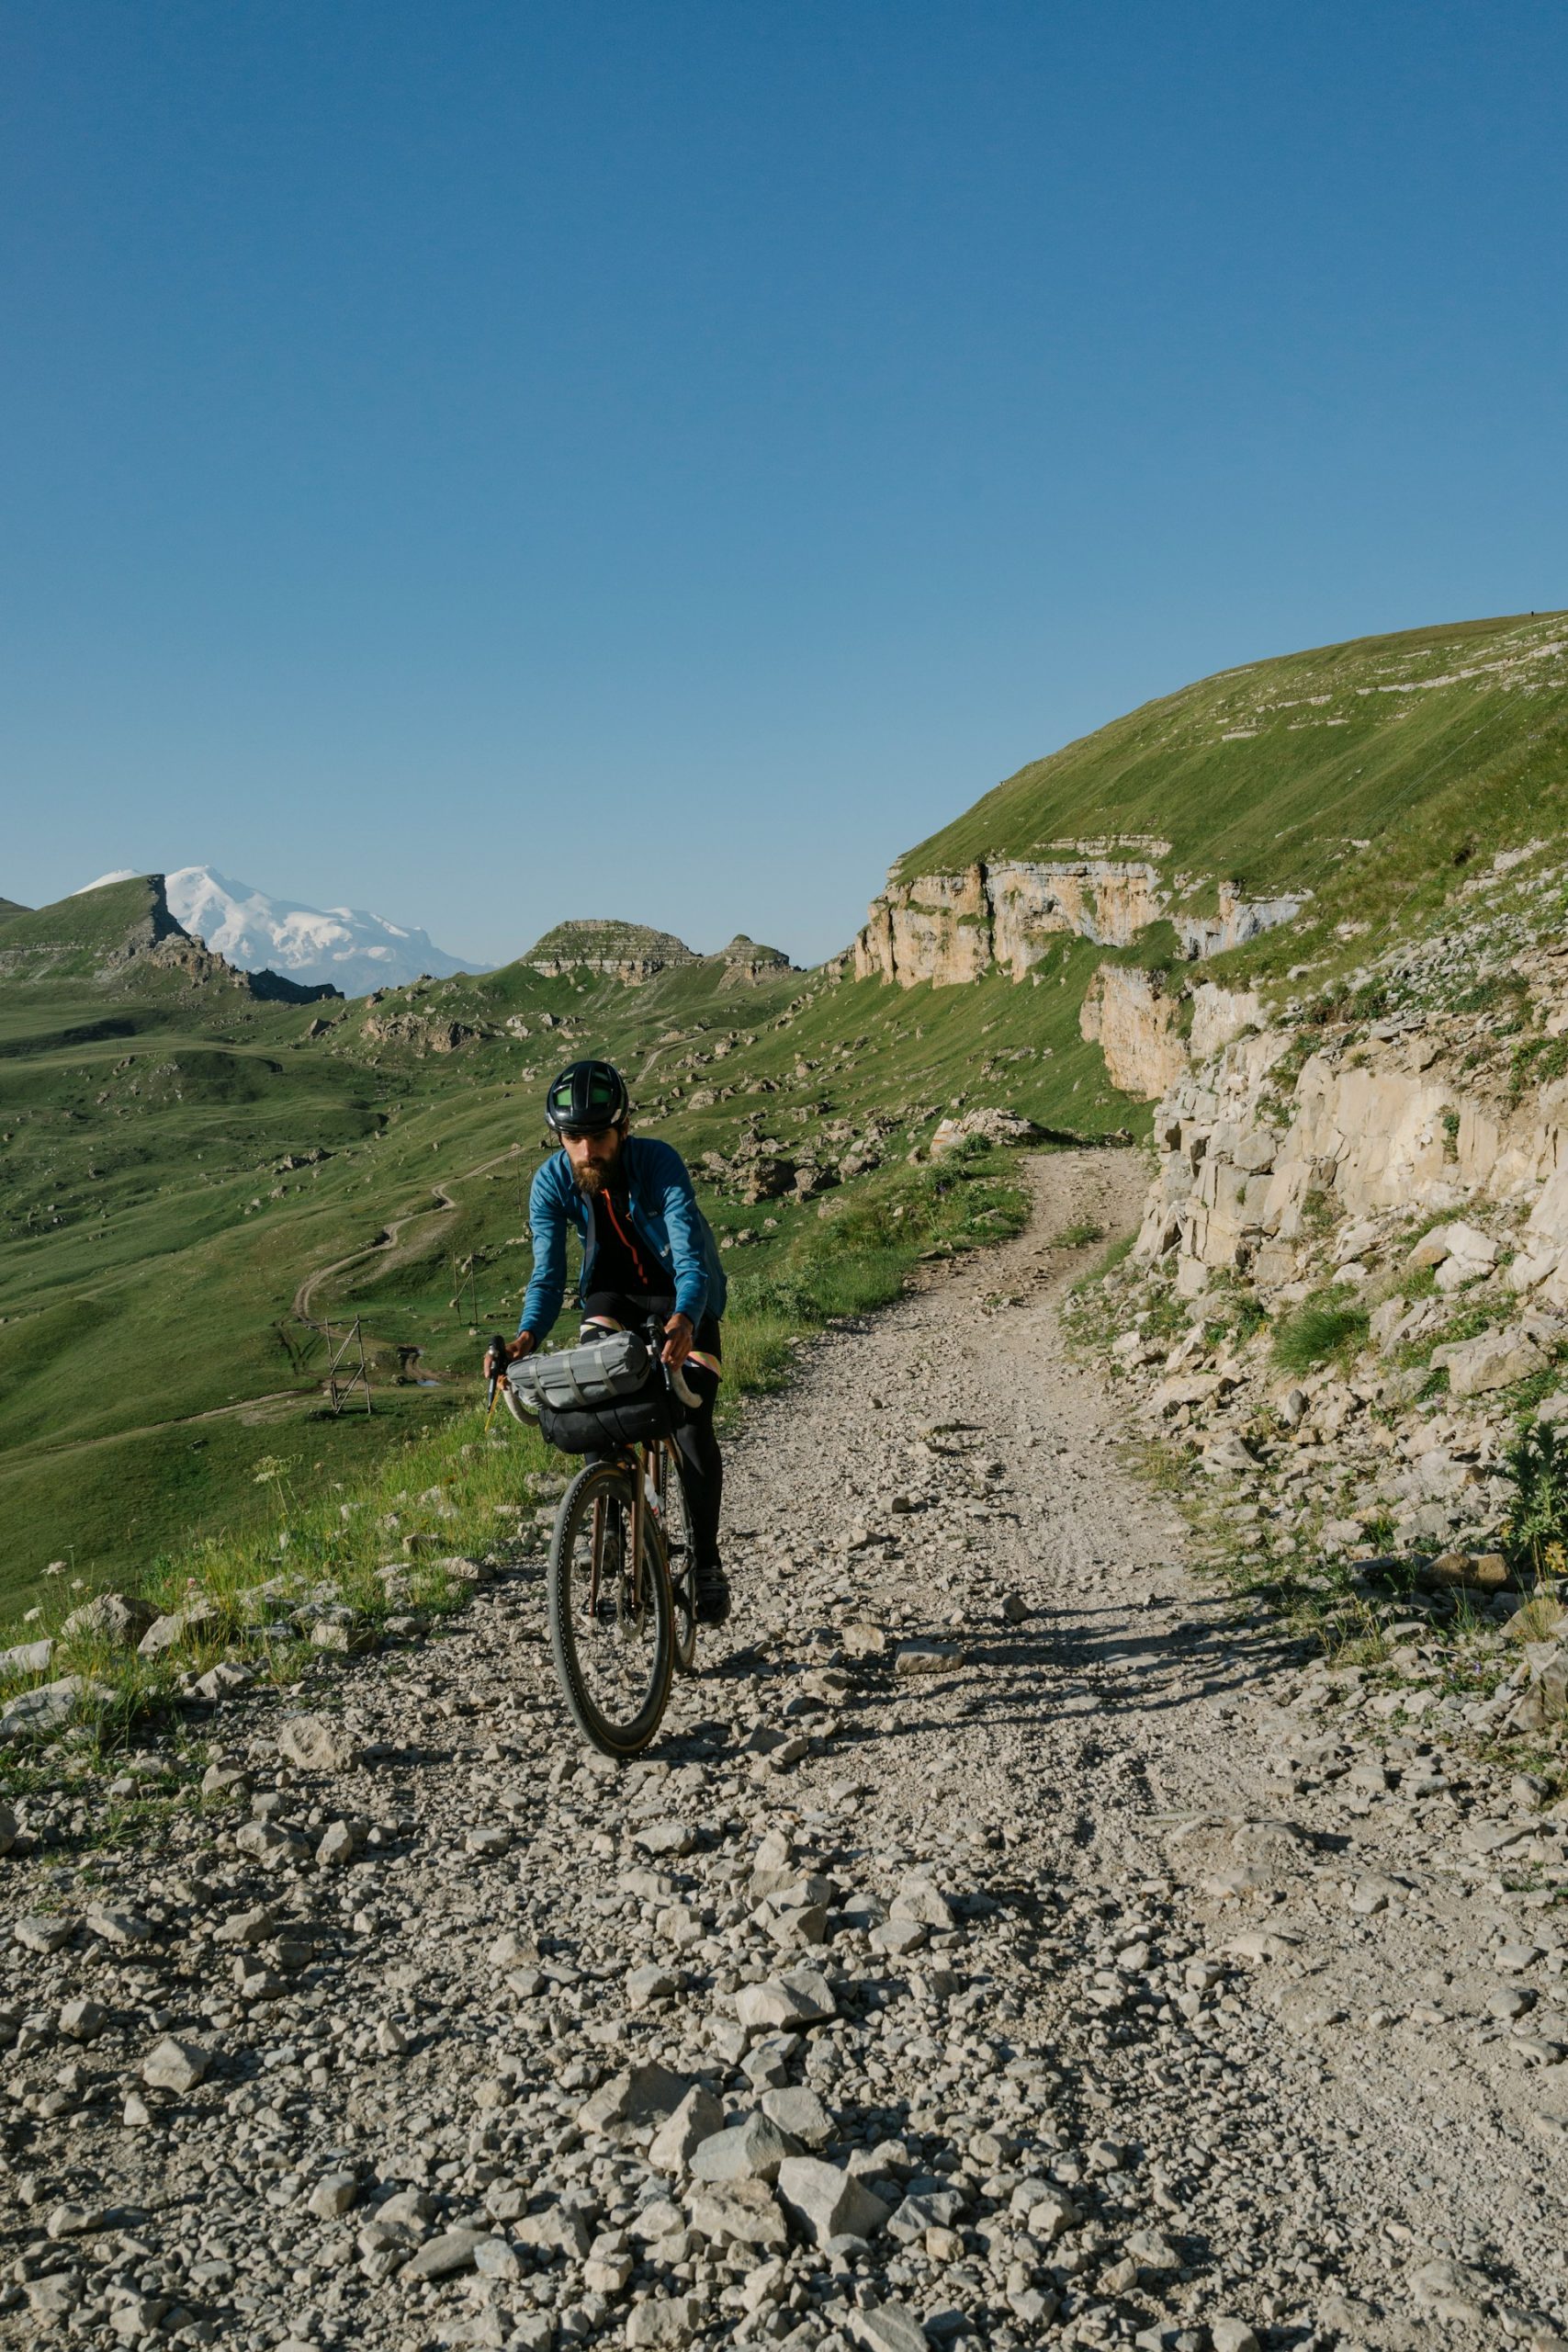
(1069, 833, 1568, 1781)
(6, 1156, 1568, 2352)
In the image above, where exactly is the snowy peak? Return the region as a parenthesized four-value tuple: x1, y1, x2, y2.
(73, 866, 480, 996)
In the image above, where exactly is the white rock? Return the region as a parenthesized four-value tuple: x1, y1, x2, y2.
(141, 2034, 212, 2093)
(686, 2177, 789, 2249)
(845, 2302, 929, 2352)
(626, 2295, 702, 2348)
(649, 2085, 726, 2175)
(775, 2155, 891, 2245)
(400, 2226, 489, 2279)
(276, 1712, 359, 1770)
(735, 1971, 836, 2031)
(690, 2110, 797, 2184)
(0, 1637, 53, 1677)
(307, 2171, 359, 2219)
(760, 2085, 835, 2146)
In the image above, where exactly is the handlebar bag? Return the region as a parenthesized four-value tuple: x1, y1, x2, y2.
(509, 1329, 677, 1453)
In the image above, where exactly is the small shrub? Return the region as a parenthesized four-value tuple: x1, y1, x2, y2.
(1051, 1220, 1106, 1250)
(1499, 1419, 1568, 1583)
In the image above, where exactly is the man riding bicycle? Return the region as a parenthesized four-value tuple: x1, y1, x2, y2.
(485, 1058, 732, 1624)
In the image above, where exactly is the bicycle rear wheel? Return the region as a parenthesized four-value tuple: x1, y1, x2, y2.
(548, 1459, 673, 1757)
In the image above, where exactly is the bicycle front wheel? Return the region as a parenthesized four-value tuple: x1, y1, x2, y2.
(548, 1459, 673, 1757)
(656, 1445, 698, 1676)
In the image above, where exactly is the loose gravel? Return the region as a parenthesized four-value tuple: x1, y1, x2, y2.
(4, 1153, 1567, 2352)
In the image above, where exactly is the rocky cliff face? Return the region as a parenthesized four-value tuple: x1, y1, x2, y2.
(836, 856, 1303, 988)
(1076, 844, 1568, 1622)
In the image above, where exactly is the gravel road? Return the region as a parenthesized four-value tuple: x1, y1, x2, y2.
(5, 1151, 1567, 2352)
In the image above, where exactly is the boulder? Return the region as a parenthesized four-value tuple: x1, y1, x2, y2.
(689, 2111, 798, 2185)
(649, 2085, 726, 2175)
(930, 1108, 1046, 1159)
(1429, 1329, 1542, 1398)
(735, 1972, 836, 2032)
(0, 1637, 53, 1678)
(141, 2035, 212, 2093)
(137, 1600, 220, 1657)
(1506, 1647, 1568, 1734)
(0, 1675, 112, 1742)
(685, 2177, 788, 2249)
(774, 2156, 891, 2245)
(276, 1713, 359, 1771)
(577, 2062, 691, 2132)
(61, 1592, 155, 1646)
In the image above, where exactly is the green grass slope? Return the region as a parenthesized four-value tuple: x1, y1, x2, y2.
(898, 612, 1568, 960)
(0, 888, 1129, 1609)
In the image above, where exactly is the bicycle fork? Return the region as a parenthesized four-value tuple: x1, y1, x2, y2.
(589, 1464, 649, 1625)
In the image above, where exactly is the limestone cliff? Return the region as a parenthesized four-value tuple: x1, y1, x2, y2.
(837, 856, 1303, 989)
(1129, 853, 1568, 1319)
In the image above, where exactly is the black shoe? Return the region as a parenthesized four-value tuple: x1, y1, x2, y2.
(694, 1561, 731, 1626)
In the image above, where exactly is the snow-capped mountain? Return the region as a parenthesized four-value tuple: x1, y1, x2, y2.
(75, 865, 481, 996)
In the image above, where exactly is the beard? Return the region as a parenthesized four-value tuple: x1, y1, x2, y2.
(572, 1135, 622, 1197)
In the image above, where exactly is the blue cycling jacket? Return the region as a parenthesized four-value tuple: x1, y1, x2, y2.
(518, 1136, 728, 1342)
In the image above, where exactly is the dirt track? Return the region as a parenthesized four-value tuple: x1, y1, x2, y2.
(6, 1150, 1567, 2351)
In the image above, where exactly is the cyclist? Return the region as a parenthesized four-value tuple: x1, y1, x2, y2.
(485, 1058, 732, 1624)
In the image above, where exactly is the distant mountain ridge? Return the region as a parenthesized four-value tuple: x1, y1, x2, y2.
(75, 865, 479, 997)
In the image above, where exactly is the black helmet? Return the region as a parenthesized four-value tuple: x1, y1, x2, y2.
(544, 1057, 629, 1136)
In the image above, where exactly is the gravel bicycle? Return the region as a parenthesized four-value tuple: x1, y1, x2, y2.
(490, 1322, 700, 1756)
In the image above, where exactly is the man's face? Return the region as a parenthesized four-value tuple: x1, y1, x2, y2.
(561, 1122, 625, 1195)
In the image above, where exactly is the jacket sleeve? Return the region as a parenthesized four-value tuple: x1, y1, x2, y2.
(649, 1143, 712, 1325)
(520, 1160, 569, 1341)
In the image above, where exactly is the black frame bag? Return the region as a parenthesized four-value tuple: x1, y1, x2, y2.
(508, 1329, 677, 1454)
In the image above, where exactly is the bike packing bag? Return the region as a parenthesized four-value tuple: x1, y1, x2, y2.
(508, 1328, 677, 1454)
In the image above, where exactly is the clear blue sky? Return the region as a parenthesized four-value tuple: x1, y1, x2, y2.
(3, 3, 1564, 967)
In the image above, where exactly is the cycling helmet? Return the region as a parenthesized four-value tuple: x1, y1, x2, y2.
(544, 1058, 630, 1136)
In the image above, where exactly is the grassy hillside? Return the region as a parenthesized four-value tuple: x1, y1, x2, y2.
(900, 611, 1568, 962)
(0, 879, 1129, 1611)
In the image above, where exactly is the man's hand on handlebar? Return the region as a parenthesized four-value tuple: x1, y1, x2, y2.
(660, 1312, 694, 1370)
(483, 1332, 536, 1382)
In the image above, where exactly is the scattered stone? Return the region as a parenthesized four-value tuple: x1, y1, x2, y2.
(775, 2156, 892, 2245)
(276, 1712, 359, 1770)
(690, 2109, 798, 2184)
(400, 2226, 490, 2280)
(736, 1970, 836, 2030)
(141, 2035, 212, 2093)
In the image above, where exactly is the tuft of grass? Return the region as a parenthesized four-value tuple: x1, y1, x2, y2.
(1050, 1219, 1107, 1250)
(1071, 1231, 1136, 1295)
(1272, 1294, 1370, 1375)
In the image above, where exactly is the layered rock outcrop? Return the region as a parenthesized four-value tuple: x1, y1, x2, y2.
(710, 935, 795, 988)
(524, 921, 700, 984)
(836, 857, 1303, 989)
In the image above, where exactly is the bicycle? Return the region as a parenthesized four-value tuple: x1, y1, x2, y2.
(489, 1322, 700, 1757)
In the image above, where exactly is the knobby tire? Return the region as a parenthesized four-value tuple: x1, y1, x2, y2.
(547, 1458, 673, 1757)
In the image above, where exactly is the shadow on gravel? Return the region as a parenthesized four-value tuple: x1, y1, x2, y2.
(855, 1602, 1312, 1745)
